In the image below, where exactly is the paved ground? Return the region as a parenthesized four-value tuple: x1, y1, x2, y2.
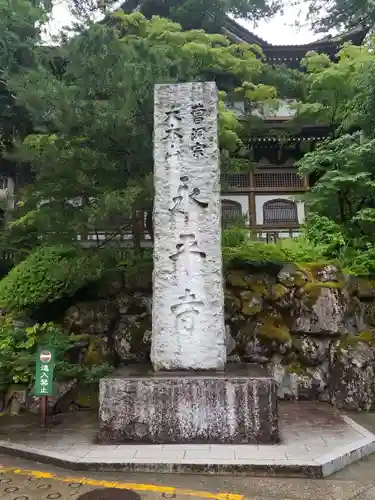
(2, 406, 375, 498)
(2, 451, 375, 500)
(1, 403, 374, 477)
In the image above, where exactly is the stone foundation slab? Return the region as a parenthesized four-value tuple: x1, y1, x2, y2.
(98, 364, 279, 444)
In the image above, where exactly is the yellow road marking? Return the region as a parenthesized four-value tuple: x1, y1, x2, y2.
(0, 465, 244, 500)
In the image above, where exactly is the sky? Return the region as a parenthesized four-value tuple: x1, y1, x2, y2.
(47, 1, 318, 45)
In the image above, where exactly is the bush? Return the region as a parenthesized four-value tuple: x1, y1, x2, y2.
(223, 240, 285, 267)
(304, 213, 347, 257)
(339, 244, 375, 276)
(277, 237, 328, 263)
(0, 245, 121, 312)
(222, 227, 248, 247)
(0, 320, 112, 391)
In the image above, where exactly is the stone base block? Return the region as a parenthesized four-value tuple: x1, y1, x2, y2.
(98, 364, 279, 444)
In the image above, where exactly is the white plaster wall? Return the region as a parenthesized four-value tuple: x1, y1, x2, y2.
(252, 99, 297, 120)
(255, 194, 305, 225)
(220, 195, 249, 224)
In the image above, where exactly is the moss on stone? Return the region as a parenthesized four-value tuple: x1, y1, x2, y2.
(245, 276, 269, 296)
(227, 271, 247, 288)
(358, 330, 375, 344)
(278, 265, 308, 288)
(258, 316, 291, 343)
(269, 283, 288, 300)
(286, 361, 307, 376)
(240, 290, 262, 315)
(224, 291, 241, 313)
(302, 281, 344, 302)
(83, 336, 109, 366)
(337, 330, 375, 349)
(297, 262, 334, 280)
(351, 278, 375, 299)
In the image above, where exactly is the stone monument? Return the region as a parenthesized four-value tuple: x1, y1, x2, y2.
(98, 82, 279, 444)
(151, 82, 226, 371)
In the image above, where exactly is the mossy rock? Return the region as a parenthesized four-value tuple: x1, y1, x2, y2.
(113, 314, 151, 362)
(246, 277, 269, 296)
(226, 271, 247, 288)
(349, 277, 375, 300)
(338, 330, 375, 349)
(224, 291, 241, 313)
(257, 315, 291, 343)
(64, 299, 118, 336)
(240, 290, 262, 316)
(83, 336, 110, 366)
(268, 284, 288, 300)
(300, 281, 345, 306)
(364, 302, 375, 327)
(286, 361, 308, 376)
(278, 264, 308, 288)
(297, 263, 343, 284)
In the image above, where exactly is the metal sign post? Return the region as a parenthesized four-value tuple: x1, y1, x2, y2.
(34, 347, 55, 426)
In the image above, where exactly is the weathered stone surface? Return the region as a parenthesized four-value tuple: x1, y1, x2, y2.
(349, 277, 375, 300)
(56, 252, 375, 410)
(4, 385, 27, 415)
(277, 264, 307, 288)
(152, 82, 225, 371)
(269, 360, 327, 401)
(99, 364, 279, 444)
(113, 315, 152, 362)
(83, 336, 110, 365)
(244, 333, 272, 363)
(64, 300, 117, 335)
(225, 325, 236, 355)
(314, 264, 342, 283)
(292, 286, 349, 336)
(27, 380, 77, 414)
(292, 336, 330, 366)
(329, 339, 375, 410)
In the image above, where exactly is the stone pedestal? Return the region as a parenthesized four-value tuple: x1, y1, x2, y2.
(98, 364, 279, 444)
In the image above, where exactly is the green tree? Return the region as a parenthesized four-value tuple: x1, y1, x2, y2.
(0, 0, 51, 161)
(302, 0, 372, 33)
(121, 0, 281, 30)
(296, 40, 375, 257)
(8, 10, 276, 249)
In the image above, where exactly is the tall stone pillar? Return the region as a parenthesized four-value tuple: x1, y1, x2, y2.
(98, 82, 279, 445)
(151, 82, 226, 371)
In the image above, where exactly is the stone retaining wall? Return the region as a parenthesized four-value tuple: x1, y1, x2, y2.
(64, 262, 375, 411)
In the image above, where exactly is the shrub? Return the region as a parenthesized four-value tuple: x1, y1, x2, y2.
(0, 245, 120, 312)
(276, 237, 329, 263)
(0, 320, 112, 391)
(339, 244, 375, 276)
(304, 213, 347, 257)
(223, 240, 285, 267)
(222, 227, 248, 247)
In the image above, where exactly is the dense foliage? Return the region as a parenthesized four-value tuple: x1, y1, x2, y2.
(0, 320, 112, 391)
(0, 246, 123, 312)
(4, 0, 375, 395)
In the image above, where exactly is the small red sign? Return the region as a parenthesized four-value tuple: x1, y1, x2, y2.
(39, 350, 52, 363)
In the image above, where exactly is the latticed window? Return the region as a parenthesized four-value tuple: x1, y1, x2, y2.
(222, 173, 250, 189)
(221, 200, 242, 226)
(254, 172, 303, 188)
(263, 199, 298, 225)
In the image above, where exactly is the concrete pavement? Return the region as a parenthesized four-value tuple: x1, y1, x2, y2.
(2, 452, 375, 500)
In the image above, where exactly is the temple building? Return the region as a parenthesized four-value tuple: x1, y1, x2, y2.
(118, 1, 367, 241)
(218, 20, 366, 241)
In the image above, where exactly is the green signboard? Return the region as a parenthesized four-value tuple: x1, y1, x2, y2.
(34, 346, 55, 397)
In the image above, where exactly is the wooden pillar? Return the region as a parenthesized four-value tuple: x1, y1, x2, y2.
(248, 171, 256, 239)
